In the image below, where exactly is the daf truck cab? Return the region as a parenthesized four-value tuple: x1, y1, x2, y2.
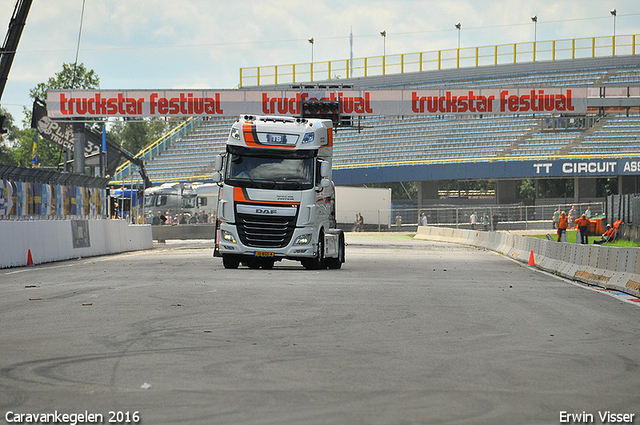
(212, 115, 345, 270)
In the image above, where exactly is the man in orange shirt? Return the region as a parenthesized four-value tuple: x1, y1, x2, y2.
(557, 212, 568, 242)
(575, 213, 591, 244)
(594, 224, 616, 245)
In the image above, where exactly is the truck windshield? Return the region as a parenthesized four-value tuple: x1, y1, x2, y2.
(225, 153, 314, 190)
(182, 196, 196, 209)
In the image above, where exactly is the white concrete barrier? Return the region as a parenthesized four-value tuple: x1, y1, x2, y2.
(0, 219, 152, 268)
(416, 226, 640, 298)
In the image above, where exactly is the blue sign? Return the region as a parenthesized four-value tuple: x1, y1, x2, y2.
(333, 157, 640, 185)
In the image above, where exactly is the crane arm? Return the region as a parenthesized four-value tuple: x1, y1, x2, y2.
(0, 0, 33, 132)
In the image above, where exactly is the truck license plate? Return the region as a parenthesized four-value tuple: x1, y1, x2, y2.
(254, 251, 274, 257)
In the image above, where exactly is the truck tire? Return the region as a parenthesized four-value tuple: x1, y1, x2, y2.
(222, 255, 240, 269)
(302, 231, 325, 270)
(242, 259, 261, 269)
(327, 230, 345, 269)
(260, 259, 275, 269)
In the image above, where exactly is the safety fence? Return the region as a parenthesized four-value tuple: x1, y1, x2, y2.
(345, 201, 604, 232)
(240, 33, 638, 87)
(415, 226, 640, 298)
(607, 193, 640, 225)
(0, 165, 109, 220)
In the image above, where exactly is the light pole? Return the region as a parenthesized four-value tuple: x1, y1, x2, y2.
(308, 37, 314, 63)
(610, 9, 617, 55)
(380, 30, 386, 75)
(531, 15, 537, 61)
(308, 37, 314, 81)
(610, 8, 617, 37)
(455, 23, 461, 68)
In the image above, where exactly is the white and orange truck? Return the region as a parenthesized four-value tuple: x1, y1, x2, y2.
(212, 115, 345, 270)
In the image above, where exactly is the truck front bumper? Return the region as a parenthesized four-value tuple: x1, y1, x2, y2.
(216, 223, 317, 259)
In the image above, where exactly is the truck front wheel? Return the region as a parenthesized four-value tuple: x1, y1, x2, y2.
(302, 231, 325, 270)
(222, 255, 240, 269)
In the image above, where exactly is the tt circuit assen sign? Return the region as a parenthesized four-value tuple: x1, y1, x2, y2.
(532, 159, 640, 177)
(46, 88, 587, 118)
(333, 158, 640, 185)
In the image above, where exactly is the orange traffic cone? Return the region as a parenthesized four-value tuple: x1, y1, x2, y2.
(528, 250, 535, 267)
(27, 249, 34, 266)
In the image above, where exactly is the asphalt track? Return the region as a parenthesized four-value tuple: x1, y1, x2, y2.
(0, 233, 638, 425)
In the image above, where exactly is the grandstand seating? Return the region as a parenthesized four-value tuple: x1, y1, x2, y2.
(143, 118, 234, 182)
(569, 115, 640, 156)
(135, 55, 640, 183)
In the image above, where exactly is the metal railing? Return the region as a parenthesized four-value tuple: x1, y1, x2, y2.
(333, 152, 640, 171)
(0, 165, 110, 220)
(239, 34, 638, 87)
(345, 202, 604, 232)
(111, 117, 201, 184)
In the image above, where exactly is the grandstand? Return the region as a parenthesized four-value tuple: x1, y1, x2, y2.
(142, 118, 234, 182)
(116, 47, 640, 205)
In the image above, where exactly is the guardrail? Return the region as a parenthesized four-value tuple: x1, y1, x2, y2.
(239, 34, 638, 87)
(415, 226, 640, 298)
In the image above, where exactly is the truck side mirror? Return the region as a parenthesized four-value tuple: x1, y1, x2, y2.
(214, 154, 224, 172)
(320, 161, 331, 178)
(212, 172, 222, 183)
(320, 178, 330, 188)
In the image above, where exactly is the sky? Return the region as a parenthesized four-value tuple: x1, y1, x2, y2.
(1, 0, 639, 127)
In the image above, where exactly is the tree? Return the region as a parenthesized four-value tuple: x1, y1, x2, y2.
(109, 118, 177, 156)
(11, 129, 63, 168)
(29, 62, 99, 103)
(517, 179, 536, 200)
(0, 139, 13, 164)
(0, 107, 18, 164)
(14, 63, 101, 168)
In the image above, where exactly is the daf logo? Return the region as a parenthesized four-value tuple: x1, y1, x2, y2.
(237, 204, 297, 217)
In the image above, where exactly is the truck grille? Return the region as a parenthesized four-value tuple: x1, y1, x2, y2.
(236, 210, 297, 248)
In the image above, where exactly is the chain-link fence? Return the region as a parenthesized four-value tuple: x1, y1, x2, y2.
(344, 201, 605, 232)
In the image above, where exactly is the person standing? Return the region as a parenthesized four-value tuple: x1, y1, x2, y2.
(420, 212, 428, 226)
(395, 213, 402, 231)
(469, 212, 478, 230)
(557, 212, 568, 242)
(568, 205, 577, 228)
(575, 213, 591, 244)
(482, 213, 489, 231)
(584, 206, 592, 218)
(491, 211, 499, 231)
(552, 208, 560, 229)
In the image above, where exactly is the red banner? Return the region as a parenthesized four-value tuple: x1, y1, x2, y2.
(47, 88, 587, 118)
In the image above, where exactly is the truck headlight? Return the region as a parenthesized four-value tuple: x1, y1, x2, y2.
(301, 132, 314, 144)
(230, 127, 240, 140)
(221, 230, 236, 243)
(294, 234, 312, 245)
